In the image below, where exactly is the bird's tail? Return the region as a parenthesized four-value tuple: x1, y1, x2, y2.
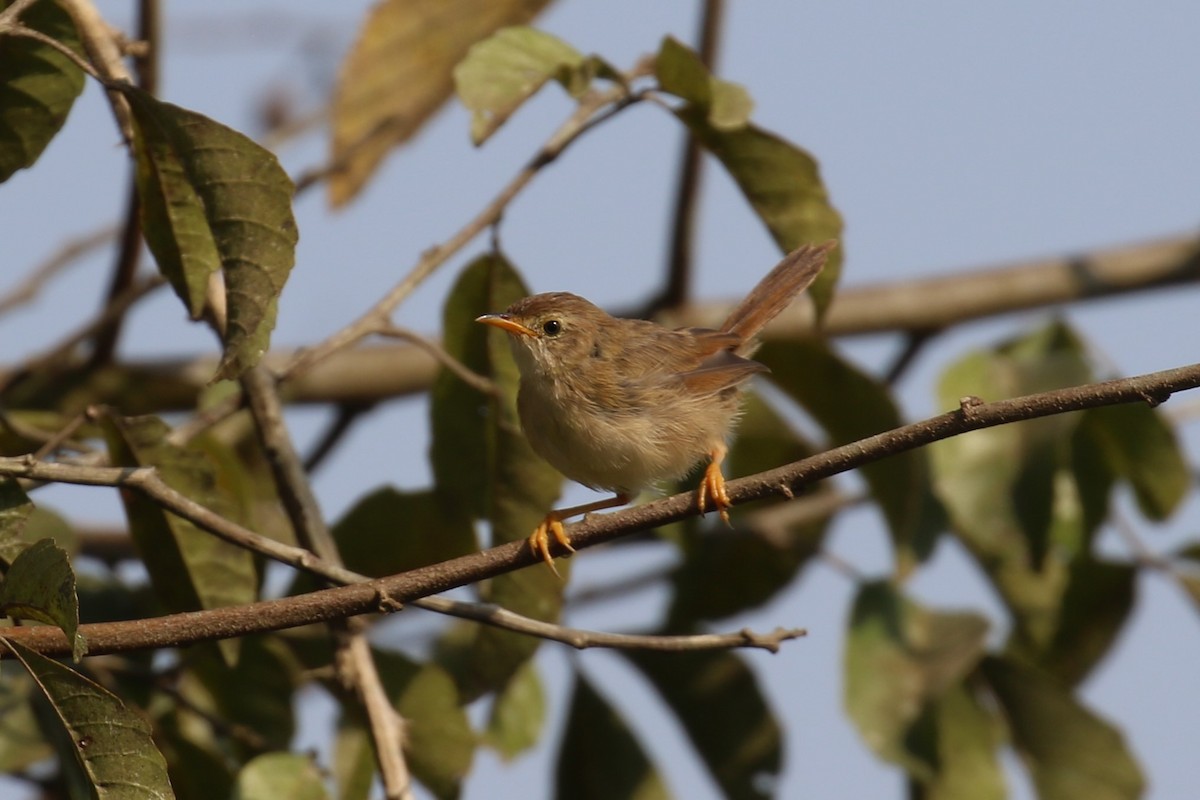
(720, 240, 836, 340)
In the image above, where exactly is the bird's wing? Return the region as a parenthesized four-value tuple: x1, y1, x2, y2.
(674, 349, 767, 395)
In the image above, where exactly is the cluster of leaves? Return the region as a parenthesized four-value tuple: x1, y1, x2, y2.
(1, 2, 1196, 799)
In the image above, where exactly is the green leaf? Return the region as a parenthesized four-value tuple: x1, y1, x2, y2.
(677, 113, 843, 316)
(758, 339, 934, 571)
(3, 637, 175, 799)
(982, 656, 1144, 800)
(1077, 402, 1188, 521)
(374, 650, 476, 800)
(486, 658, 545, 760)
(0, 671, 52, 773)
(102, 414, 258, 665)
(655, 36, 753, 130)
(154, 715, 234, 800)
(555, 673, 669, 800)
(0, 0, 85, 182)
(233, 753, 329, 800)
(332, 486, 477, 577)
(454, 25, 591, 144)
(0, 478, 35, 563)
(124, 88, 298, 380)
(1015, 557, 1136, 687)
(188, 636, 299, 755)
(333, 712, 375, 800)
(0, 538, 86, 660)
(430, 254, 564, 699)
(843, 582, 989, 778)
(929, 322, 1096, 644)
(916, 682, 1006, 800)
(625, 647, 779, 800)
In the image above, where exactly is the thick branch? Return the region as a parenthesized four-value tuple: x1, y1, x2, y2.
(4, 358, 1199, 658)
(8, 233, 1192, 411)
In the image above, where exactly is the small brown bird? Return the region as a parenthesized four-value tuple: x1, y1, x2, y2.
(476, 241, 835, 572)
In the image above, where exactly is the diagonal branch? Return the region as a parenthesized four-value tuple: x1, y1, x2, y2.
(281, 78, 650, 382)
(3, 358, 1199, 659)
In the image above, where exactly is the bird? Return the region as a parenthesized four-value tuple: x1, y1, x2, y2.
(475, 240, 835, 572)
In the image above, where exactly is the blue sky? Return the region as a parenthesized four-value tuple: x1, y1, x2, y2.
(3, 2, 1199, 798)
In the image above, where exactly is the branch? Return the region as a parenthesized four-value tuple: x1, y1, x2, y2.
(648, 0, 725, 315)
(0, 454, 810, 656)
(4, 358, 1199, 658)
(239, 365, 413, 800)
(0, 275, 163, 396)
(281, 79, 649, 381)
(60, 0, 135, 142)
(415, 596, 804, 652)
(0, 225, 116, 317)
(718, 232, 1200, 338)
(11, 233, 1192, 411)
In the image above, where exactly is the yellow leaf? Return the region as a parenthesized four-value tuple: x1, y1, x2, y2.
(329, 0, 554, 207)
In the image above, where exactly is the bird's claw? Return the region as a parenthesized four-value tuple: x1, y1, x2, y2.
(529, 515, 576, 577)
(698, 461, 732, 527)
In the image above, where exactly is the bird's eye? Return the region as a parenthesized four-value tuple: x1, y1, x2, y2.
(542, 320, 562, 336)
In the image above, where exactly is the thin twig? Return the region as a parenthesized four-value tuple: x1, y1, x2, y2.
(0, 0, 40, 24)
(87, 0, 160, 367)
(240, 367, 340, 563)
(302, 402, 375, 473)
(649, 0, 725, 316)
(884, 329, 938, 386)
(0, 411, 94, 456)
(0, 275, 164, 396)
(31, 412, 90, 461)
(59, 0, 135, 142)
(281, 80, 650, 382)
(1110, 509, 1173, 572)
(0, 23, 102, 81)
(415, 596, 804, 652)
(238, 366, 413, 800)
(0, 226, 117, 317)
(375, 324, 498, 396)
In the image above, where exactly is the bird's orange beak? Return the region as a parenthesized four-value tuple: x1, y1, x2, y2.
(475, 313, 536, 337)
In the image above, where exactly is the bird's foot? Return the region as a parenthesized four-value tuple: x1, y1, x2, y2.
(529, 515, 575, 578)
(697, 459, 732, 526)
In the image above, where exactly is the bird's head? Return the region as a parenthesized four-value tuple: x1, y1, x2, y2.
(475, 292, 610, 379)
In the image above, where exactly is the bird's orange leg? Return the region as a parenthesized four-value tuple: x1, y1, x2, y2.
(530, 493, 631, 575)
(697, 444, 732, 526)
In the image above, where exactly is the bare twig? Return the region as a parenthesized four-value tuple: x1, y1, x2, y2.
(0, 0, 40, 24)
(884, 329, 938, 386)
(281, 80, 649, 382)
(31, 412, 90, 460)
(0, 275, 164, 396)
(87, 0, 160, 367)
(0, 22, 102, 81)
(375, 324, 498, 396)
(4, 357, 1200, 658)
(302, 402, 375, 473)
(0, 226, 117, 317)
(648, 0, 725, 316)
(239, 366, 413, 800)
(60, 0, 135, 142)
(416, 596, 803, 652)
